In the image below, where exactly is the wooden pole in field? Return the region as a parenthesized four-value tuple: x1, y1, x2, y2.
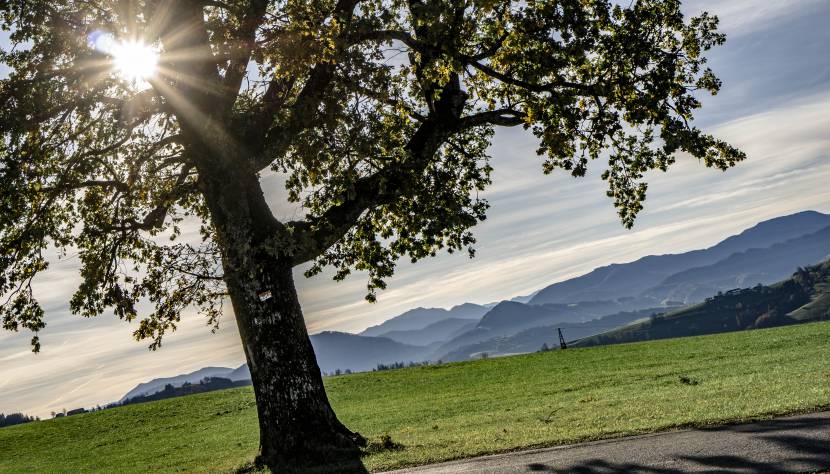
(558, 328, 567, 350)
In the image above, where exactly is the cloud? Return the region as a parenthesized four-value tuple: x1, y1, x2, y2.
(684, 0, 826, 38)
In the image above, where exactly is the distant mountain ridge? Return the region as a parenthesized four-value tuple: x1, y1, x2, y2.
(428, 297, 662, 359)
(377, 318, 477, 346)
(529, 211, 830, 305)
(349, 211, 830, 361)
(574, 260, 830, 348)
(359, 303, 489, 337)
(310, 332, 431, 372)
(643, 224, 830, 303)
(120, 365, 250, 401)
(440, 307, 666, 361)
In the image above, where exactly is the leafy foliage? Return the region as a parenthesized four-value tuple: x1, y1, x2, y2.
(0, 0, 743, 349)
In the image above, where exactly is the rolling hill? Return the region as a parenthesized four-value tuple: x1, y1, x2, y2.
(574, 260, 830, 348)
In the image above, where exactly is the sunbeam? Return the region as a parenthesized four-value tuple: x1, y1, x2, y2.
(88, 31, 159, 88)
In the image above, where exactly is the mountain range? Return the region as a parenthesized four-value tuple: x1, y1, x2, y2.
(359, 303, 488, 337)
(120, 364, 250, 401)
(120, 211, 830, 399)
(643, 224, 830, 303)
(529, 210, 830, 305)
(573, 260, 830, 348)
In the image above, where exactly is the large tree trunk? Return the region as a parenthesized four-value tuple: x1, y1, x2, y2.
(200, 167, 367, 473)
(229, 257, 366, 473)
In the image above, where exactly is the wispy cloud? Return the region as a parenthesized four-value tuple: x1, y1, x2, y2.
(685, 0, 826, 38)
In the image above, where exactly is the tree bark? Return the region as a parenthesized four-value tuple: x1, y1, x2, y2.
(200, 166, 367, 473)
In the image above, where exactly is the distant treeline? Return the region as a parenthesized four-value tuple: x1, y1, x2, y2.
(0, 412, 39, 428)
(325, 360, 439, 376)
(120, 377, 252, 406)
(373, 360, 439, 372)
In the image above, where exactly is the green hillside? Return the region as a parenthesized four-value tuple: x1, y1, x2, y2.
(574, 261, 830, 348)
(3, 322, 830, 473)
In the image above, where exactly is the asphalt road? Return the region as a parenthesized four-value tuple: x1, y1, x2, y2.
(385, 411, 830, 473)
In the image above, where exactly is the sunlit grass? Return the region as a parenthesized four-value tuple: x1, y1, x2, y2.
(2, 322, 829, 473)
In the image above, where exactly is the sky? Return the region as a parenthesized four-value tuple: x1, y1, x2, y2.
(2, 0, 830, 418)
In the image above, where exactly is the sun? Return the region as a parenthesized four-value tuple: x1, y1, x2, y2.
(111, 41, 159, 84)
(88, 31, 159, 88)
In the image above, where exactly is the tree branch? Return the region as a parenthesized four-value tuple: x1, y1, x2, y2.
(288, 76, 468, 264)
(351, 29, 425, 52)
(463, 57, 596, 94)
(222, 0, 270, 105)
(93, 165, 197, 235)
(458, 108, 525, 128)
(251, 0, 361, 170)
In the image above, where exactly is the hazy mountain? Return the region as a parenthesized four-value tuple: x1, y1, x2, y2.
(378, 318, 478, 346)
(509, 293, 537, 304)
(226, 364, 251, 381)
(120, 366, 236, 401)
(310, 332, 431, 372)
(574, 260, 830, 348)
(529, 211, 830, 305)
(644, 225, 830, 303)
(477, 299, 651, 330)
(440, 307, 667, 361)
(359, 303, 488, 337)
(429, 298, 662, 358)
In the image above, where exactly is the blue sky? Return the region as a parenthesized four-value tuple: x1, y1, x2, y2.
(2, 0, 830, 417)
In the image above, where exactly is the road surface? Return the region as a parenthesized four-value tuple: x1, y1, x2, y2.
(384, 411, 830, 473)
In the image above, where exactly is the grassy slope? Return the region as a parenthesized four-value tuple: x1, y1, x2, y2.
(790, 280, 830, 321)
(3, 322, 830, 473)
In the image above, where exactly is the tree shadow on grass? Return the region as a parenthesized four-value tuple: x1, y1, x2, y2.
(527, 460, 682, 473)
(235, 457, 368, 474)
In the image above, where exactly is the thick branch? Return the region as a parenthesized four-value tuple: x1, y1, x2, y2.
(351, 29, 424, 52)
(288, 77, 467, 264)
(463, 57, 596, 94)
(458, 108, 525, 128)
(251, 0, 361, 170)
(222, 0, 270, 105)
(94, 165, 197, 235)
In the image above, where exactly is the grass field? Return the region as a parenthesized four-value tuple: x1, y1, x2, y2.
(2, 321, 830, 473)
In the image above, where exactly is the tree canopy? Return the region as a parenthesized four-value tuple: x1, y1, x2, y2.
(0, 0, 744, 352)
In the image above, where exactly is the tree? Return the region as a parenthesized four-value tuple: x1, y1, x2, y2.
(0, 0, 743, 471)
(0, 412, 39, 428)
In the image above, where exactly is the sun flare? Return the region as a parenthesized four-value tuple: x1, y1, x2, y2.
(89, 32, 159, 88)
(112, 41, 159, 84)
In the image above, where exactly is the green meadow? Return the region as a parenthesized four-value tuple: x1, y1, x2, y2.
(2, 321, 830, 473)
